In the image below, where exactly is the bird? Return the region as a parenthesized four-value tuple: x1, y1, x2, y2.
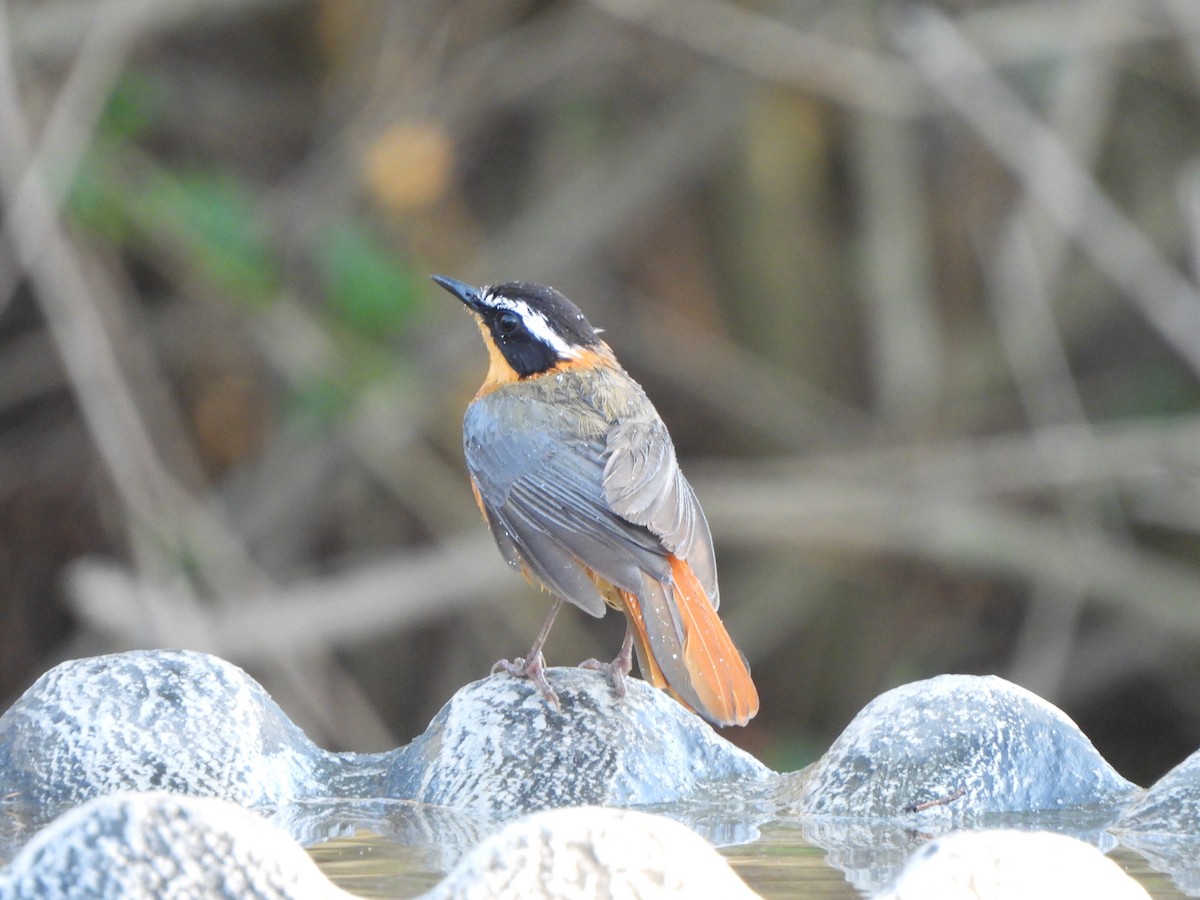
(434, 275, 758, 727)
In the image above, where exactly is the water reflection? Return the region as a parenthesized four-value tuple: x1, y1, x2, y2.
(296, 808, 1194, 899)
(3, 794, 1195, 898)
(720, 824, 859, 899)
(1116, 836, 1200, 897)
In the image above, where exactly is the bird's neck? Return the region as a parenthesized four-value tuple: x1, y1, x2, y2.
(474, 325, 617, 399)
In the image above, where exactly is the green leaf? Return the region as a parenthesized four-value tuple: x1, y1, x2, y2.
(98, 72, 166, 142)
(138, 170, 280, 305)
(316, 220, 420, 337)
(66, 148, 134, 242)
(284, 372, 355, 430)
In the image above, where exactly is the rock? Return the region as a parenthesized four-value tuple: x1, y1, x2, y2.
(423, 805, 760, 899)
(795, 819, 941, 894)
(388, 668, 772, 814)
(2, 651, 1167, 896)
(1112, 747, 1200, 895)
(874, 829, 1149, 899)
(0, 651, 770, 827)
(0, 651, 331, 817)
(0, 791, 352, 900)
(0, 793, 756, 900)
(270, 798, 495, 870)
(778, 674, 1138, 819)
(795, 811, 1122, 895)
(1115, 746, 1200, 835)
(1112, 834, 1200, 898)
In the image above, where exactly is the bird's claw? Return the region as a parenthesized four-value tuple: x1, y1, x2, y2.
(579, 656, 628, 698)
(492, 653, 561, 711)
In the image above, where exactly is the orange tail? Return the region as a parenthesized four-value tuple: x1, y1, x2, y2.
(621, 556, 759, 727)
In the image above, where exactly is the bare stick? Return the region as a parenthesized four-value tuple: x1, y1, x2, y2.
(896, 5, 1200, 376)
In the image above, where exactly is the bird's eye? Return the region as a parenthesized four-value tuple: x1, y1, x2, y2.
(496, 311, 521, 335)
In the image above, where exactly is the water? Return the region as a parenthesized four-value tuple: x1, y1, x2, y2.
(306, 818, 1194, 899)
(0, 798, 1191, 897)
(719, 824, 860, 898)
(309, 830, 444, 898)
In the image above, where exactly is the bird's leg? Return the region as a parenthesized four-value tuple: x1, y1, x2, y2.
(492, 597, 563, 710)
(579, 621, 635, 698)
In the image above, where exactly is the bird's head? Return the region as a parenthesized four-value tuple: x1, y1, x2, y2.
(433, 276, 605, 385)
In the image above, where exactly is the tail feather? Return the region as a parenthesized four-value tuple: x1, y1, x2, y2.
(620, 590, 671, 693)
(621, 556, 759, 726)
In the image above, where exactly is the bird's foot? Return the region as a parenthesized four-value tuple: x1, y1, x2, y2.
(579, 656, 627, 697)
(492, 653, 561, 711)
(579, 624, 636, 698)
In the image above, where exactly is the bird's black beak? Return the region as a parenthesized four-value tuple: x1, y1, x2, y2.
(431, 274, 485, 313)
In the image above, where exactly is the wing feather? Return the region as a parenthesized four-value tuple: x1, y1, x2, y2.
(464, 396, 669, 616)
(603, 418, 719, 606)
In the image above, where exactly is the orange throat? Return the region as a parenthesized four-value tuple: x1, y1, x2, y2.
(476, 319, 519, 397)
(473, 319, 613, 397)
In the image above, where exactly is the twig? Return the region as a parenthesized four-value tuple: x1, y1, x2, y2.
(67, 534, 512, 658)
(0, 0, 145, 315)
(849, 108, 942, 423)
(473, 69, 745, 282)
(979, 54, 1126, 699)
(0, 3, 182, 538)
(589, 0, 923, 115)
(701, 484, 1200, 640)
(9, 0, 300, 64)
(630, 301, 874, 451)
(696, 415, 1200, 500)
(589, 0, 1186, 118)
(895, 4, 1200, 377)
(984, 219, 1108, 698)
(904, 786, 965, 814)
(961, 0, 1195, 63)
(0, 5, 396, 749)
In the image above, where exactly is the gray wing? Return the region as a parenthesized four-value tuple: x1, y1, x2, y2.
(601, 416, 719, 607)
(464, 397, 671, 618)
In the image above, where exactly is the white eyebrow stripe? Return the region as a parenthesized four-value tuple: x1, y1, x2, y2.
(483, 292, 582, 358)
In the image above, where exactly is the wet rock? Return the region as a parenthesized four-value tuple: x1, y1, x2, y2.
(0, 651, 331, 817)
(3, 651, 1168, 895)
(778, 675, 1138, 819)
(0, 651, 770, 825)
(1114, 834, 1200, 898)
(1115, 746, 1200, 835)
(796, 812, 1122, 896)
(874, 829, 1149, 899)
(388, 668, 772, 814)
(272, 797, 492, 868)
(0, 791, 351, 900)
(1113, 830, 1200, 900)
(0, 792, 757, 900)
(1113, 748, 1200, 895)
(425, 804, 760, 899)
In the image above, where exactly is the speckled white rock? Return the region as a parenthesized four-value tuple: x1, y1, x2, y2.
(387, 668, 772, 813)
(1112, 747, 1200, 895)
(0, 791, 352, 900)
(780, 675, 1137, 818)
(0, 651, 329, 814)
(422, 805, 760, 899)
(0, 794, 759, 900)
(1115, 746, 1200, 835)
(797, 808, 1127, 896)
(874, 829, 1149, 900)
(0, 651, 771, 826)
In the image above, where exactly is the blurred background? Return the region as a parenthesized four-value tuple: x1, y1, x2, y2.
(1, 0, 1199, 784)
